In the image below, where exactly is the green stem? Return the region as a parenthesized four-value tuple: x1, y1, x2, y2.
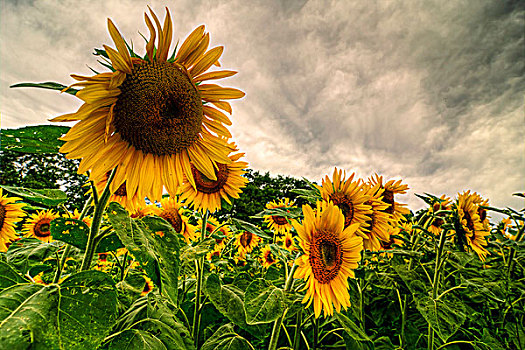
(80, 168, 116, 271)
(506, 220, 525, 280)
(396, 288, 406, 348)
(293, 309, 303, 350)
(192, 210, 208, 348)
(312, 317, 319, 350)
(357, 278, 365, 329)
(428, 228, 448, 350)
(120, 251, 128, 282)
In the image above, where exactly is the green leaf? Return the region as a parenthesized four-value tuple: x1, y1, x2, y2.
(6, 238, 61, 274)
(415, 294, 466, 342)
(201, 324, 255, 350)
(229, 218, 272, 240)
(10, 82, 78, 95)
(50, 218, 124, 253)
(204, 274, 265, 336)
(105, 329, 166, 349)
(106, 293, 195, 350)
(244, 278, 285, 324)
(336, 313, 372, 343)
(0, 271, 117, 349)
(107, 202, 180, 305)
(0, 185, 67, 206)
(0, 261, 27, 291)
(1, 125, 70, 154)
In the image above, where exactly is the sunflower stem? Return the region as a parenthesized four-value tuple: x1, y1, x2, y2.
(53, 196, 93, 283)
(428, 227, 447, 350)
(293, 309, 303, 350)
(80, 168, 116, 271)
(312, 316, 319, 350)
(192, 210, 208, 347)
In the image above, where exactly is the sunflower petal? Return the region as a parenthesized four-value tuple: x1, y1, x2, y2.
(107, 18, 133, 72)
(190, 46, 224, 77)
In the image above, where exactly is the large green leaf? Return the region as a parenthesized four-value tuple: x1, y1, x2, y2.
(336, 313, 372, 343)
(50, 217, 124, 253)
(244, 278, 285, 324)
(6, 238, 61, 274)
(105, 329, 166, 349)
(204, 274, 265, 336)
(0, 185, 67, 207)
(10, 82, 78, 95)
(201, 324, 255, 350)
(0, 261, 28, 290)
(107, 202, 180, 305)
(1, 125, 70, 154)
(105, 293, 195, 350)
(0, 271, 117, 349)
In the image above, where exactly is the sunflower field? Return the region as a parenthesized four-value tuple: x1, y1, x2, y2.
(1, 7, 524, 350)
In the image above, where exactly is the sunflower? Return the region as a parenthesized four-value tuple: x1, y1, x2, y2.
(456, 191, 490, 261)
(141, 276, 155, 296)
(234, 230, 261, 255)
(206, 243, 224, 261)
(379, 226, 404, 258)
(180, 144, 248, 212)
(260, 245, 277, 268)
(23, 210, 59, 243)
(93, 172, 146, 212)
(368, 174, 410, 224)
(54, 8, 244, 203)
(130, 204, 160, 219)
(199, 216, 231, 245)
(62, 208, 92, 227)
(428, 195, 451, 236)
(360, 183, 391, 252)
(263, 198, 297, 235)
(278, 231, 296, 252)
(158, 197, 197, 243)
(317, 168, 372, 238)
(0, 189, 26, 252)
(293, 201, 363, 318)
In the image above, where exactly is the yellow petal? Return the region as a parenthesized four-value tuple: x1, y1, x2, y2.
(144, 12, 157, 61)
(175, 25, 205, 64)
(203, 106, 232, 126)
(104, 45, 132, 74)
(107, 18, 133, 71)
(194, 70, 236, 83)
(190, 46, 224, 77)
(184, 33, 209, 68)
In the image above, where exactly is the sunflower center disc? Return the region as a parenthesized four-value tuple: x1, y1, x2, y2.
(240, 231, 253, 247)
(114, 61, 203, 155)
(383, 190, 394, 214)
(463, 211, 475, 232)
(330, 192, 355, 228)
(0, 205, 6, 230)
(35, 220, 52, 238)
(192, 164, 229, 194)
(272, 215, 288, 225)
(160, 210, 183, 233)
(309, 230, 343, 284)
(265, 250, 276, 264)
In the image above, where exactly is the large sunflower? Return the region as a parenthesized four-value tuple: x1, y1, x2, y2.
(456, 191, 490, 261)
(263, 198, 297, 235)
(0, 189, 26, 252)
(54, 8, 244, 202)
(368, 174, 410, 224)
(317, 168, 372, 238)
(23, 210, 59, 243)
(180, 144, 248, 213)
(158, 197, 197, 243)
(293, 201, 363, 318)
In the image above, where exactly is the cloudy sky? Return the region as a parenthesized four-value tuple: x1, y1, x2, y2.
(1, 0, 524, 215)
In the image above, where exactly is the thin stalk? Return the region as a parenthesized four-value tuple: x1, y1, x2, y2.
(396, 288, 406, 348)
(312, 317, 319, 350)
(80, 168, 116, 271)
(428, 228, 447, 350)
(293, 309, 303, 350)
(192, 210, 208, 348)
(357, 278, 365, 328)
(120, 251, 128, 282)
(506, 221, 525, 280)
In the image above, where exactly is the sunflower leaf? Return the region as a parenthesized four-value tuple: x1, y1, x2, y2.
(107, 202, 180, 305)
(1, 125, 69, 154)
(201, 323, 255, 350)
(244, 278, 285, 324)
(5, 238, 62, 275)
(0, 261, 28, 291)
(0, 185, 67, 207)
(336, 313, 372, 343)
(10, 81, 78, 95)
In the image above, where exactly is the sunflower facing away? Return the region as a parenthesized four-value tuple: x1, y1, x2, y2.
(0, 189, 26, 252)
(180, 144, 248, 213)
(234, 230, 261, 256)
(428, 195, 452, 236)
(158, 197, 197, 243)
(53, 8, 244, 203)
(456, 191, 490, 261)
(293, 201, 364, 318)
(317, 168, 372, 238)
(368, 174, 409, 224)
(23, 210, 59, 243)
(264, 198, 297, 235)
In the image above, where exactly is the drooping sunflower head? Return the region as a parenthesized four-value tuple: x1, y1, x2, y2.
(455, 191, 490, 261)
(23, 210, 59, 243)
(293, 201, 364, 318)
(317, 168, 372, 237)
(54, 8, 244, 203)
(199, 216, 231, 245)
(428, 195, 452, 236)
(180, 144, 248, 213)
(234, 230, 261, 255)
(260, 245, 277, 268)
(159, 197, 197, 243)
(263, 198, 297, 235)
(368, 174, 410, 223)
(0, 189, 26, 252)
